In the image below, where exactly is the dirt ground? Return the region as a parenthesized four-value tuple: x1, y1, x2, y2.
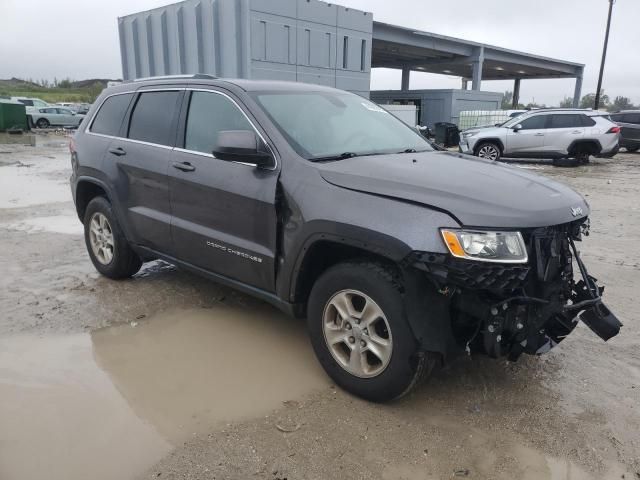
(0, 137, 638, 480)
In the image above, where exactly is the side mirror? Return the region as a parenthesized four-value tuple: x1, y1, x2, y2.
(213, 130, 273, 168)
(513, 124, 523, 132)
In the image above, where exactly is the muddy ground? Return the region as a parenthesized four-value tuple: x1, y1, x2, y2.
(0, 137, 638, 480)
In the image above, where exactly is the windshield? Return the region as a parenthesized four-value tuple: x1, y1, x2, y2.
(252, 91, 432, 160)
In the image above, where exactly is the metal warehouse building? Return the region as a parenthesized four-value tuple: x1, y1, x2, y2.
(118, 0, 585, 126)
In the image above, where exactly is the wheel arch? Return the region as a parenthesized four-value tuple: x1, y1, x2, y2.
(74, 177, 114, 221)
(283, 227, 412, 308)
(568, 139, 602, 156)
(474, 138, 504, 155)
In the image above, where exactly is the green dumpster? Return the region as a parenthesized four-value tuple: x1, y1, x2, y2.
(0, 100, 28, 131)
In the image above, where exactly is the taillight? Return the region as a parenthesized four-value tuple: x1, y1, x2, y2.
(69, 136, 76, 153)
(607, 126, 621, 134)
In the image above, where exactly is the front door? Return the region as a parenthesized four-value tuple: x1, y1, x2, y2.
(106, 89, 183, 255)
(506, 114, 547, 155)
(169, 89, 279, 292)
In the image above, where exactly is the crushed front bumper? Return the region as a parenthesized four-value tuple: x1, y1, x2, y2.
(411, 219, 622, 359)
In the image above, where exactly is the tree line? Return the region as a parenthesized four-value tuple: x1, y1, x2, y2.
(501, 90, 636, 112)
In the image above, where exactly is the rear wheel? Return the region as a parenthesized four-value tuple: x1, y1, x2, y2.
(575, 152, 590, 164)
(307, 261, 436, 402)
(83, 196, 142, 279)
(36, 118, 50, 129)
(475, 142, 501, 161)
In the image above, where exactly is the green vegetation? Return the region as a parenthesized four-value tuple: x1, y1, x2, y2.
(0, 77, 118, 104)
(502, 89, 638, 112)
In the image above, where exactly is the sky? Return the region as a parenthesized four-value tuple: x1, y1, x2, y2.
(1, 0, 638, 106)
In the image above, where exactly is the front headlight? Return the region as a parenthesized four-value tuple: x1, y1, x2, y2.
(462, 132, 477, 138)
(440, 229, 528, 263)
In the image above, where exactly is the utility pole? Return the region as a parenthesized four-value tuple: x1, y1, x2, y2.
(594, 0, 615, 110)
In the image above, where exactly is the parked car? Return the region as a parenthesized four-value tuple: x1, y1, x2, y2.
(32, 107, 85, 128)
(460, 109, 620, 163)
(610, 110, 640, 153)
(70, 76, 621, 401)
(10, 96, 49, 115)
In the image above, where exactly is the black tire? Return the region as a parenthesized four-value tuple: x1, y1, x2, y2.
(475, 142, 501, 161)
(36, 118, 50, 129)
(574, 152, 590, 164)
(83, 196, 142, 279)
(307, 261, 436, 402)
(626, 146, 639, 153)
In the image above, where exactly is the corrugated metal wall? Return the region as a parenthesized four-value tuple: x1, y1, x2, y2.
(118, 0, 373, 95)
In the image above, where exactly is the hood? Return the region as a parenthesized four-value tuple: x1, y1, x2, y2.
(463, 124, 505, 133)
(317, 151, 589, 229)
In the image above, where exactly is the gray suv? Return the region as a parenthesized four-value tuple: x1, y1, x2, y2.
(70, 76, 621, 401)
(610, 110, 640, 152)
(460, 109, 620, 163)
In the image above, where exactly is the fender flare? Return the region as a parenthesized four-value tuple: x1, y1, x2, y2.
(567, 139, 602, 155)
(279, 221, 413, 303)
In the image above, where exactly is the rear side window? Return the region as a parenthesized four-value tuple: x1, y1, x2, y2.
(91, 93, 133, 136)
(518, 115, 547, 130)
(184, 91, 253, 155)
(18, 99, 34, 106)
(128, 91, 181, 146)
(610, 114, 623, 122)
(549, 114, 584, 129)
(623, 113, 640, 124)
(581, 115, 596, 127)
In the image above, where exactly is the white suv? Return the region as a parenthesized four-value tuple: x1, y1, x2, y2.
(459, 109, 620, 163)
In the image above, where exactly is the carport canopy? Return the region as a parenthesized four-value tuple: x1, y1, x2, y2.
(371, 22, 585, 108)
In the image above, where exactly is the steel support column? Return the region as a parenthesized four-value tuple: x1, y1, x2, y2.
(573, 69, 584, 108)
(461, 78, 468, 90)
(471, 47, 484, 91)
(512, 78, 521, 108)
(401, 66, 411, 91)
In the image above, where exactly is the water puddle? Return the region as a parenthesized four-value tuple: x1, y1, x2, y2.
(0, 305, 328, 480)
(0, 154, 71, 208)
(2, 212, 83, 235)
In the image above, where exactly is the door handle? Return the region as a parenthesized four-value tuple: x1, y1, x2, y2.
(172, 161, 196, 172)
(571, 130, 582, 134)
(534, 133, 544, 136)
(108, 146, 126, 156)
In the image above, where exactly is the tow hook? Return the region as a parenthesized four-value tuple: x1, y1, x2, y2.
(568, 238, 622, 341)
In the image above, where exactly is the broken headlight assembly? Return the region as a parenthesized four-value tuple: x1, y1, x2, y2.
(440, 229, 528, 264)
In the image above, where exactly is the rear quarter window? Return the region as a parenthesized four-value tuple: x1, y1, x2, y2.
(581, 115, 596, 127)
(90, 93, 134, 136)
(127, 91, 181, 146)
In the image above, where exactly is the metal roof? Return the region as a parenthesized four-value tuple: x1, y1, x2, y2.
(372, 21, 584, 80)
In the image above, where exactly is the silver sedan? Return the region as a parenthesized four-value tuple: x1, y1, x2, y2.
(32, 107, 85, 129)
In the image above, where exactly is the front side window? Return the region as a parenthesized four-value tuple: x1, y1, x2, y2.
(518, 115, 547, 130)
(184, 91, 253, 155)
(549, 114, 584, 129)
(128, 91, 181, 146)
(90, 93, 133, 136)
(252, 91, 432, 160)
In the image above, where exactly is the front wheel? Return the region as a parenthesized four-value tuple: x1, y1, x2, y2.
(83, 196, 142, 279)
(475, 142, 501, 161)
(307, 261, 436, 402)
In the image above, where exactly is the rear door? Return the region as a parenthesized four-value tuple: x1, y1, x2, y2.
(544, 114, 585, 154)
(104, 88, 183, 255)
(168, 89, 279, 292)
(505, 114, 547, 155)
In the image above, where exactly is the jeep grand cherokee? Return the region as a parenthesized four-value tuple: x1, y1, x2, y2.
(70, 75, 622, 401)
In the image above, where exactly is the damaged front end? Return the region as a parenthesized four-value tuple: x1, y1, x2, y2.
(411, 219, 622, 360)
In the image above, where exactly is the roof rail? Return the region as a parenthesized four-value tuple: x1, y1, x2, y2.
(126, 74, 218, 83)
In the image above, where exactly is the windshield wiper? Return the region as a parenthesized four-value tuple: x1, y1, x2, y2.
(311, 152, 359, 162)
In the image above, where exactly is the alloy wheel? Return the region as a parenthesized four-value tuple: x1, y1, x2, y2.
(89, 212, 115, 265)
(478, 145, 499, 160)
(322, 289, 393, 378)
